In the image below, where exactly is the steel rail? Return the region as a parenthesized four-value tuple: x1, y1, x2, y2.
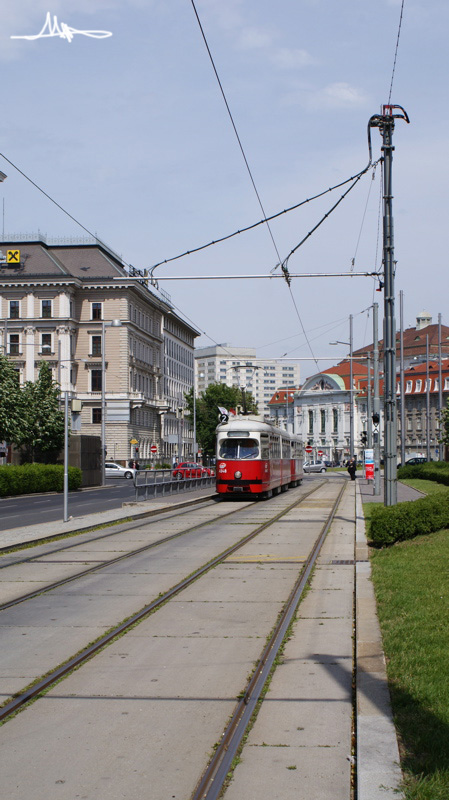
(0, 482, 327, 723)
(0, 500, 254, 611)
(0, 494, 218, 560)
(191, 481, 347, 800)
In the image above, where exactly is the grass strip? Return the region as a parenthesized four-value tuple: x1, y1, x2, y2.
(370, 528, 449, 799)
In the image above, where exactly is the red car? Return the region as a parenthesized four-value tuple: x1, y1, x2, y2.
(173, 462, 214, 479)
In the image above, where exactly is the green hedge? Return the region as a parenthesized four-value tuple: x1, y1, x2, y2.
(0, 464, 82, 498)
(397, 462, 449, 485)
(369, 492, 449, 546)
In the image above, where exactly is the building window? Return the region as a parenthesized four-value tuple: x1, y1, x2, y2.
(333, 408, 338, 433)
(91, 369, 102, 392)
(416, 380, 422, 392)
(92, 408, 102, 423)
(41, 333, 52, 354)
(406, 380, 412, 393)
(9, 300, 20, 319)
(9, 334, 20, 355)
(41, 299, 52, 318)
(91, 335, 102, 356)
(308, 409, 314, 434)
(91, 302, 102, 320)
(320, 409, 326, 434)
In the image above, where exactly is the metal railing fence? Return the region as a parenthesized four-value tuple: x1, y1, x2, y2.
(134, 468, 215, 501)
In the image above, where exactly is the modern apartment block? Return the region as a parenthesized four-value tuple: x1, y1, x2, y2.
(0, 236, 198, 464)
(195, 343, 300, 418)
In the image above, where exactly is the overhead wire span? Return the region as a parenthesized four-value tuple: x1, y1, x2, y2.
(188, 0, 319, 366)
(0, 152, 124, 260)
(148, 168, 374, 278)
(388, 0, 406, 104)
(189, 0, 283, 271)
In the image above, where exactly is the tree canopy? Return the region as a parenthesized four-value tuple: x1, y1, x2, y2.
(0, 353, 22, 444)
(0, 359, 65, 462)
(185, 382, 258, 456)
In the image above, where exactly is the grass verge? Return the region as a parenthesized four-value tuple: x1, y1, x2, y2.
(370, 527, 449, 799)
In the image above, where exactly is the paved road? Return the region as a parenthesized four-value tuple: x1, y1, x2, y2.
(0, 480, 136, 532)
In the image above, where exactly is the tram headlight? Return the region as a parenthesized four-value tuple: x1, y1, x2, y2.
(234, 470, 242, 479)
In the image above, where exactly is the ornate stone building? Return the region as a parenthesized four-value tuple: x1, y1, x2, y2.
(0, 236, 198, 464)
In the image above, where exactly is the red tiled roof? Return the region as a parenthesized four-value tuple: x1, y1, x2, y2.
(353, 323, 449, 359)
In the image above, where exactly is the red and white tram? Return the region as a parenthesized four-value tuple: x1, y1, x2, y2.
(215, 415, 304, 499)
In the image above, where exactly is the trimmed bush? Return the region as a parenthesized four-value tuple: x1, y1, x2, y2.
(0, 464, 82, 497)
(369, 492, 449, 546)
(398, 462, 449, 486)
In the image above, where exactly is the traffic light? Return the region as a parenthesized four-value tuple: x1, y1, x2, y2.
(372, 412, 380, 425)
(361, 431, 367, 447)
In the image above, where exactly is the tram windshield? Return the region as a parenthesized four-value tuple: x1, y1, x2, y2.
(219, 438, 259, 459)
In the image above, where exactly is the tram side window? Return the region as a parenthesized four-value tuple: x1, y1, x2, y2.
(219, 438, 259, 459)
(260, 434, 269, 459)
(269, 436, 281, 458)
(292, 441, 303, 459)
(281, 439, 291, 458)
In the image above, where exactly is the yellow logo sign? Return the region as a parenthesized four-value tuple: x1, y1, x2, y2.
(7, 250, 20, 263)
(130, 438, 138, 445)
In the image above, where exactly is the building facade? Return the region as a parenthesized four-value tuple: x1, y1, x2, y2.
(293, 361, 368, 463)
(0, 237, 198, 465)
(195, 344, 300, 418)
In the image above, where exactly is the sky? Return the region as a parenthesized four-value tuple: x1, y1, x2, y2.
(1, 0, 448, 381)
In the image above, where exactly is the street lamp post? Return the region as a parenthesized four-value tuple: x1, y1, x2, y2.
(101, 319, 122, 485)
(193, 366, 197, 461)
(330, 313, 354, 460)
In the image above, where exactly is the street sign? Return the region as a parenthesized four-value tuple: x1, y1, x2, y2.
(305, 446, 313, 454)
(317, 450, 324, 457)
(364, 448, 374, 481)
(130, 438, 138, 445)
(150, 445, 158, 454)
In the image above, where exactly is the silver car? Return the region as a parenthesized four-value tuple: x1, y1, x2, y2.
(303, 461, 327, 473)
(105, 462, 136, 479)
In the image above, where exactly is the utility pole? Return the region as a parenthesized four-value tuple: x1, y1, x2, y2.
(400, 291, 405, 466)
(426, 335, 431, 462)
(438, 313, 443, 457)
(349, 314, 354, 459)
(367, 353, 372, 449)
(373, 303, 381, 496)
(369, 104, 409, 506)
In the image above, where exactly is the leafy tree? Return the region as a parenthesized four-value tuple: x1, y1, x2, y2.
(16, 362, 65, 463)
(185, 382, 258, 456)
(0, 353, 22, 444)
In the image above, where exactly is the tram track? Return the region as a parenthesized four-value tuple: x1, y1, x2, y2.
(0, 499, 253, 611)
(191, 480, 347, 800)
(0, 481, 329, 722)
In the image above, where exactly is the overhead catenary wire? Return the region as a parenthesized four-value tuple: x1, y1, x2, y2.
(189, 0, 320, 369)
(189, 0, 284, 274)
(388, 0, 406, 104)
(148, 167, 376, 276)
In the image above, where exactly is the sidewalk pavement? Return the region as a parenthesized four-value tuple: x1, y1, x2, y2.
(358, 475, 425, 503)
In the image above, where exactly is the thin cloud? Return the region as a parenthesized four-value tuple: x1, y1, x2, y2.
(271, 47, 317, 69)
(316, 81, 368, 108)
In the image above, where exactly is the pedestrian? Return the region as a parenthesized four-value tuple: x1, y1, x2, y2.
(347, 458, 357, 481)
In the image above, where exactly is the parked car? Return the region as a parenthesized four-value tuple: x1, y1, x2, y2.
(172, 462, 214, 479)
(398, 456, 427, 467)
(105, 462, 136, 479)
(303, 461, 327, 473)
